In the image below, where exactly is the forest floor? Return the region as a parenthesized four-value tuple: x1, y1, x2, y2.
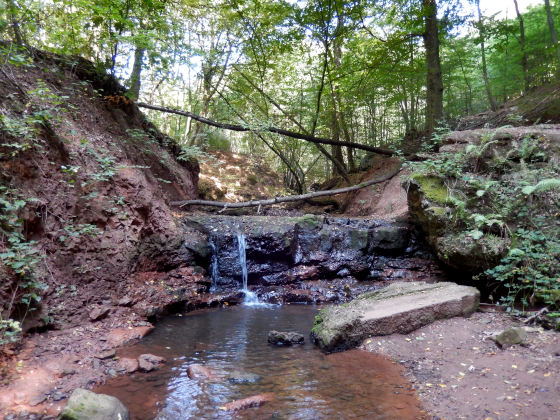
(363, 308, 560, 420)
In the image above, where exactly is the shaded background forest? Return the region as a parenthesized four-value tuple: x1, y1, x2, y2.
(2, 0, 559, 191)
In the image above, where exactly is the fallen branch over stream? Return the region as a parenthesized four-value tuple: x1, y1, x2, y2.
(137, 102, 395, 156)
(171, 167, 402, 209)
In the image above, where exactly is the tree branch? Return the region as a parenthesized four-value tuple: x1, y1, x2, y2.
(136, 102, 395, 156)
(171, 167, 401, 209)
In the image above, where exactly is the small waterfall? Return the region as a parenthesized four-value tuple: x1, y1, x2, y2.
(208, 236, 219, 292)
(236, 232, 259, 305)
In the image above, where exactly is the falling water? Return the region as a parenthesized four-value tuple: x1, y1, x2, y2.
(236, 232, 260, 305)
(208, 236, 219, 292)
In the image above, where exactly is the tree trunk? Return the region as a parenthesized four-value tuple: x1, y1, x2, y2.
(422, 0, 444, 137)
(172, 166, 402, 209)
(513, 0, 530, 92)
(544, 0, 560, 76)
(127, 46, 145, 100)
(137, 102, 396, 155)
(7, 0, 24, 46)
(476, 0, 498, 111)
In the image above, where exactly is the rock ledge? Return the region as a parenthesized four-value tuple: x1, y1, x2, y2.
(311, 281, 479, 352)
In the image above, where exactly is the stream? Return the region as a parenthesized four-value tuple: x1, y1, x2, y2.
(97, 305, 423, 419)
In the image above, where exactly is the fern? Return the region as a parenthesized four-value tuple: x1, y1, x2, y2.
(522, 178, 560, 195)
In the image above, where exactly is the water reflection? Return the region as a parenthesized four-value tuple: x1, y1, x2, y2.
(98, 305, 424, 419)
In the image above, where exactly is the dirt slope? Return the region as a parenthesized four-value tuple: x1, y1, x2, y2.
(0, 51, 198, 333)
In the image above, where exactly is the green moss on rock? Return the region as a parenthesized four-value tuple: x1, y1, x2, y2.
(410, 174, 449, 204)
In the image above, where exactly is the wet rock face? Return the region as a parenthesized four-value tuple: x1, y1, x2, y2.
(186, 215, 436, 297)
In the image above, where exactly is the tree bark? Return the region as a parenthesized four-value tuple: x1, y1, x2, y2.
(127, 46, 145, 100)
(171, 167, 402, 209)
(423, 0, 444, 136)
(513, 0, 530, 92)
(544, 0, 560, 76)
(476, 0, 498, 111)
(136, 102, 396, 156)
(7, 0, 24, 46)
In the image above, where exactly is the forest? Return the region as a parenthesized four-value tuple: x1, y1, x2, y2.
(3, 0, 558, 190)
(0, 1, 559, 419)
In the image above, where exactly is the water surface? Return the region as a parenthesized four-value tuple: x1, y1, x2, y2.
(98, 305, 423, 419)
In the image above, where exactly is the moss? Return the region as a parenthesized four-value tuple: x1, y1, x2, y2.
(295, 214, 322, 229)
(411, 174, 449, 205)
(427, 206, 447, 217)
(348, 229, 368, 250)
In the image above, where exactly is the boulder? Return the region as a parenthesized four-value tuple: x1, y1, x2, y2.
(138, 354, 166, 372)
(58, 388, 129, 420)
(311, 281, 479, 353)
(267, 330, 305, 346)
(494, 327, 527, 348)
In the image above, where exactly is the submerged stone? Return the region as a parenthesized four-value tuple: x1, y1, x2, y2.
(268, 330, 305, 346)
(222, 393, 273, 411)
(311, 281, 479, 353)
(59, 388, 129, 420)
(228, 371, 261, 384)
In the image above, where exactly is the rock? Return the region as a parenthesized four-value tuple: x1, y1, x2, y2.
(89, 306, 111, 322)
(267, 330, 305, 346)
(106, 325, 154, 347)
(311, 281, 480, 353)
(187, 364, 215, 380)
(59, 388, 129, 420)
(95, 349, 116, 360)
(369, 224, 410, 253)
(138, 354, 166, 372)
(116, 357, 139, 374)
(117, 296, 134, 307)
(494, 327, 527, 348)
(52, 391, 68, 401)
(228, 371, 261, 384)
(28, 393, 47, 406)
(436, 233, 509, 273)
(222, 393, 273, 411)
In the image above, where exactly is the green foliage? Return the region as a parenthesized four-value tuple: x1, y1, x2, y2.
(521, 178, 560, 195)
(484, 226, 560, 312)
(412, 125, 560, 312)
(0, 187, 45, 345)
(0, 317, 21, 346)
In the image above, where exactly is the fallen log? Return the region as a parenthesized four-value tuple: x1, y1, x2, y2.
(171, 167, 402, 209)
(136, 102, 395, 156)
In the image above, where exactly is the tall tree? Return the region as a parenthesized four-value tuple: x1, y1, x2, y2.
(513, 0, 530, 92)
(475, 0, 498, 111)
(544, 0, 560, 75)
(422, 0, 444, 136)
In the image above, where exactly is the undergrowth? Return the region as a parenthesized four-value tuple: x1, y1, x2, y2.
(408, 128, 560, 314)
